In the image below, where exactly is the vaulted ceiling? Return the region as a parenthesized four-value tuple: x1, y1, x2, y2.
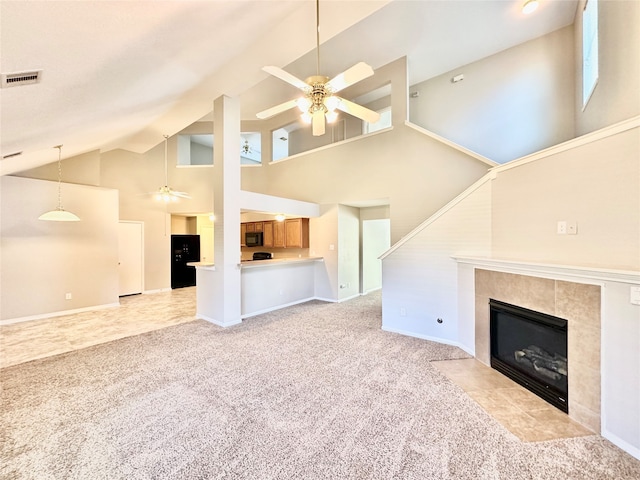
(0, 0, 577, 175)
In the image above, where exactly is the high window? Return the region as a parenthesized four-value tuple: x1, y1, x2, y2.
(582, 0, 598, 107)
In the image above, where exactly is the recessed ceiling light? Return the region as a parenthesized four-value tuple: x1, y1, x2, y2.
(522, 0, 539, 15)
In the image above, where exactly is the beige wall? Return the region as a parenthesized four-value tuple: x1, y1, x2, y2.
(0, 176, 119, 321)
(242, 125, 490, 245)
(575, 0, 640, 135)
(409, 26, 576, 164)
(492, 126, 640, 271)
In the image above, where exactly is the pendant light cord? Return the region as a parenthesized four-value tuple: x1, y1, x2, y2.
(55, 145, 63, 210)
(163, 135, 169, 186)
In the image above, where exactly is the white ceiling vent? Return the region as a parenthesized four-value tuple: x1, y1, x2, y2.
(1, 70, 42, 88)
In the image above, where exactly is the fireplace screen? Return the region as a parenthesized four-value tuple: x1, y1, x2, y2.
(489, 299, 568, 412)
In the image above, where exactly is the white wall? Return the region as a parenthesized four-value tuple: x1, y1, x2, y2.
(338, 205, 360, 301)
(409, 26, 576, 164)
(382, 180, 492, 348)
(0, 176, 119, 321)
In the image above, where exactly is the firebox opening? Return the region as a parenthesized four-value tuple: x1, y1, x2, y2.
(489, 299, 568, 413)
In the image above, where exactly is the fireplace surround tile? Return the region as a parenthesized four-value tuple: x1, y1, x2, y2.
(474, 269, 601, 434)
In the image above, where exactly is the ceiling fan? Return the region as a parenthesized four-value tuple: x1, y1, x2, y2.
(151, 135, 190, 202)
(256, 0, 380, 136)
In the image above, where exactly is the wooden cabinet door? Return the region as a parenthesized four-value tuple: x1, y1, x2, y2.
(284, 218, 309, 248)
(273, 221, 285, 248)
(240, 223, 247, 246)
(263, 221, 274, 247)
(254, 222, 263, 232)
(246, 222, 256, 232)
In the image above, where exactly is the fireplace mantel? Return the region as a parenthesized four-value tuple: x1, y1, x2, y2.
(453, 256, 640, 285)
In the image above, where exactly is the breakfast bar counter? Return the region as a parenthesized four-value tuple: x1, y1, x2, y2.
(191, 257, 324, 321)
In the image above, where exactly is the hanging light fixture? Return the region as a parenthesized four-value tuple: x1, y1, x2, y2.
(154, 135, 190, 202)
(38, 145, 80, 222)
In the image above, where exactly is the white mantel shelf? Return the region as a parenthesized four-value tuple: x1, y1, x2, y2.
(452, 256, 640, 285)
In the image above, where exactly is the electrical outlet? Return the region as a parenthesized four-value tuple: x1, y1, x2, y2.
(400, 308, 406, 316)
(567, 222, 578, 235)
(65, 293, 72, 300)
(557, 221, 567, 235)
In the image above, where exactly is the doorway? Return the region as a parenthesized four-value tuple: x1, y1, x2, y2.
(118, 221, 144, 296)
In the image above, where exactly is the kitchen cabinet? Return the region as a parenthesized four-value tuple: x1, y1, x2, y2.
(284, 218, 309, 248)
(263, 221, 274, 247)
(273, 220, 285, 248)
(245, 222, 263, 233)
(241, 218, 308, 248)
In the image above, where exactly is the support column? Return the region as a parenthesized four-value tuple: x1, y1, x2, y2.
(200, 95, 241, 327)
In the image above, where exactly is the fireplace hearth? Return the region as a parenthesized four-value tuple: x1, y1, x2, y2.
(490, 299, 568, 412)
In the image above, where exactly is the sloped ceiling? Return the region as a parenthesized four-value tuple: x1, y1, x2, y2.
(0, 0, 577, 175)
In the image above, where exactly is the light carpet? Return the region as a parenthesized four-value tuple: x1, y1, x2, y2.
(2, 293, 639, 479)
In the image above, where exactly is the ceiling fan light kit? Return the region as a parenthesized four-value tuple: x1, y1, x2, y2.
(38, 145, 81, 222)
(153, 135, 191, 203)
(257, 0, 380, 136)
(522, 0, 539, 15)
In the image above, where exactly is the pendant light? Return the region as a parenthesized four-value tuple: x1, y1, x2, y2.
(38, 145, 80, 222)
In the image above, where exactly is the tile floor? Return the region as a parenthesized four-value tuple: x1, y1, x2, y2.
(0, 287, 197, 369)
(1, 290, 593, 443)
(432, 358, 593, 442)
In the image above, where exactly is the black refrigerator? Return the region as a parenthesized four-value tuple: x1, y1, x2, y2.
(171, 234, 200, 289)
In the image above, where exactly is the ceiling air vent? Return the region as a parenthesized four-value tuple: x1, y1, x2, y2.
(1, 70, 42, 88)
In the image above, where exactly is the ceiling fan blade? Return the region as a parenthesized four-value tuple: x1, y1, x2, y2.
(335, 97, 381, 124)
(171, 191, 191, 199)
(263, 66, 310, 92)
(312, 110, 325, 136)
(256, 99, 298, 120)
(325, 62, 374, 93)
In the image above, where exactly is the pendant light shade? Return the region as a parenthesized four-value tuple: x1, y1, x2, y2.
(38, 145, 80, 222)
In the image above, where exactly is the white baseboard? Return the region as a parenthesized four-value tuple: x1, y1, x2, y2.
(602, 428, 640, 461)
(241, 297, 318, 319)
(381, 325, 473, 356)
(143, 287, 172, 294)
(337, 293, 360, 303)
(313, 296, 338, 303)
(196, 313, 242, 328)
(0, 302, 120, 326)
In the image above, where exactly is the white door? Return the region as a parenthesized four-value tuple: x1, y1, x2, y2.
(118, 221, 144, 296)
(362, 219, 390, 294)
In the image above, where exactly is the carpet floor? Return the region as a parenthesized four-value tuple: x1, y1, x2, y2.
(2, 293, 639, 479)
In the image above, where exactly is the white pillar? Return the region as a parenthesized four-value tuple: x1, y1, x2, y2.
(198, 95, 242, 327)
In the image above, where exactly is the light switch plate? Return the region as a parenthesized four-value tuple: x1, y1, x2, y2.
(630, 286, 640, 306)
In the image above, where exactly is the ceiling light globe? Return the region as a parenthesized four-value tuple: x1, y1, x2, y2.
(325, 110, 338, 123)
(297, 97, 312, 112)
(324, 96, 340, 111)
(522, 0, 539, 14)
(301, 111, 312, 124)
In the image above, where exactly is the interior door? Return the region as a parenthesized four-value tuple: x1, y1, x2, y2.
(118, 221, 143, 296)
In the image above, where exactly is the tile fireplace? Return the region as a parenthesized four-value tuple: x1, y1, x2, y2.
(489, 299, 568, 412)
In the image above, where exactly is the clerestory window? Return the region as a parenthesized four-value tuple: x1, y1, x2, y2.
(582, 0, 599, 108)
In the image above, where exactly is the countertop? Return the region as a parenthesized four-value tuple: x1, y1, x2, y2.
(188, 257, 323, 270)
(239, 256, 323, 269)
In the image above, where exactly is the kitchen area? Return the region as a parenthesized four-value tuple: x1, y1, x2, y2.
(172, 209, 325, 322)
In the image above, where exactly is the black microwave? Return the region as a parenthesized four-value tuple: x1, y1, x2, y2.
(245, 232, 263, 247)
